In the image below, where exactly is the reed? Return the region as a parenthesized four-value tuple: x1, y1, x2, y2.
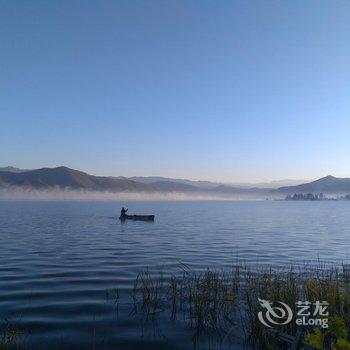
(131, 270, 165, 318)
(0, 317, 27, 350)
(130, 263, 350, 349)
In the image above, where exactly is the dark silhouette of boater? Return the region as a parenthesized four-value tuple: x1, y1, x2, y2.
(120, 207, 128, 218)
(119, 207, 154, 221)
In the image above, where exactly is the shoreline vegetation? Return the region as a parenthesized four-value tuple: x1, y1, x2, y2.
(3, 263, 350, 350)
(285, 193, 350, 201)
(130, 263, 350, 349)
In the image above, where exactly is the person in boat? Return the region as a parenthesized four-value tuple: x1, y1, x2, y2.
(120, 207, 128, 218)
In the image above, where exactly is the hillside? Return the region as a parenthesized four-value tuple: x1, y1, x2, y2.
(276, 175, 350, 194)
(129, 176, 220, 189)
(0, 167, 153, 192)
(0, 166, 272, 196)
(149, 181, 200, 192)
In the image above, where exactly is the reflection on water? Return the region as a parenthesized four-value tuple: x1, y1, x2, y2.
(0, 200, 349, 349)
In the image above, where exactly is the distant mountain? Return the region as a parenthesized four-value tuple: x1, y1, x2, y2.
(232, 179, 311, 189)
(129, 176, 220, 189)
(0, 166, 28, 173)
(3, 166, 346, 198)
(128, 177, 272, 194)
(0, 166, 153, 192)
(0, 166, 273, 196)
(276, 175, 350, 194)
(129, 176, 308, 189)
(211, 184, 271, 195)
(150, 181, 200, 192)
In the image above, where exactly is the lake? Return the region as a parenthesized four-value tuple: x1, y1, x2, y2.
(0, 200, 349, 349)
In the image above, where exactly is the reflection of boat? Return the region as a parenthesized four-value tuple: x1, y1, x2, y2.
(119, 214, 155, 221)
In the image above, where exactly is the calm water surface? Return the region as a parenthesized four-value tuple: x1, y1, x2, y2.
(0, 200, 349, 349)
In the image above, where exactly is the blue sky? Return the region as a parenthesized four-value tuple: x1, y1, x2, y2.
(1, 0, 350, 182)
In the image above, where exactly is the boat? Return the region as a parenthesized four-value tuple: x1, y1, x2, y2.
(119, 214, 155, 221)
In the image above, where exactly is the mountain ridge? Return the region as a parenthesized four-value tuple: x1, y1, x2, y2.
(275, 175, 350, 194)
(0, 166, 272, 195)
(0, 166, 28, 173)
(0, 166, 153, 192)
(1, 166, 350, 196)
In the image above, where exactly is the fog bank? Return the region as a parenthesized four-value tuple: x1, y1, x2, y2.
(0, 187, 274, 201)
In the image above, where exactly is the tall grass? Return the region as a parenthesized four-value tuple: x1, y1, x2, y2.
(130, 263, 350, 349)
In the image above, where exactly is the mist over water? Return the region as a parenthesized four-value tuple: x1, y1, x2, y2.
(0, 187, 276, 201)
